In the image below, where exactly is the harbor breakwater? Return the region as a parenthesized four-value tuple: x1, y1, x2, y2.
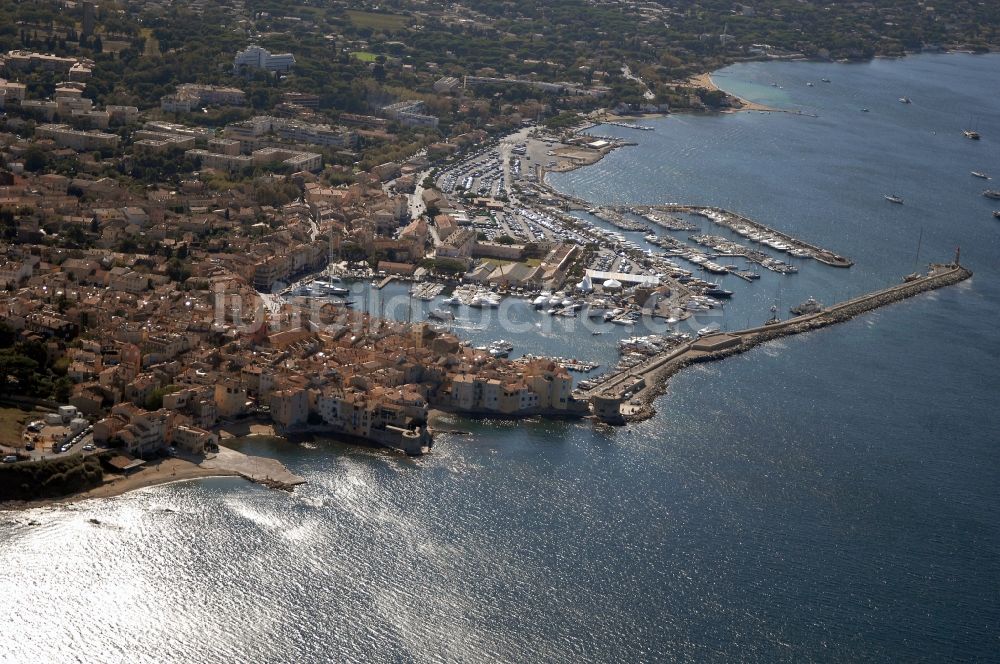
(611, 262, 972, 423)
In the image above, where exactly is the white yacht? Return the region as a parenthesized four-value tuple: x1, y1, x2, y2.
(428, 308, 454, 322)
(697, 323, 721, 337)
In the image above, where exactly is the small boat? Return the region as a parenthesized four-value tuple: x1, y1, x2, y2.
(884, 194, 904, 205)
(704, 287, 733, 298)
(806, 82, 814, 87)
(820, 78, 831, 83)
(442, 295, 462, 306)
(488, 340, 513, 358)
(428, 308, 454, 322)
(328, 287, 350, 296)
(860, 108, 869, 113)
(993, 211, 1000, 219)
(963, 129, 981, 140)
(983, 190, 1000, 200)
(971, 171, 991, 180)
(697, 323, 720, 337)
(898, 97, 911, 104)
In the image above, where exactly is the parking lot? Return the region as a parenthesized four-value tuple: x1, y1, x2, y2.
(2, 416, 96, 463)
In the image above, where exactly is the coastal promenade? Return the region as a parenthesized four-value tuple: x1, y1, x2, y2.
(584, 261, 973, 423)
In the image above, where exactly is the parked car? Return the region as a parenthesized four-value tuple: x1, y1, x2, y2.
(3, 454, 18, 464)
(82, 444, 95, 452)
(25, 441, 34, 451)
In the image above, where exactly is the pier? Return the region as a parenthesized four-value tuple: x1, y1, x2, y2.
(582, 262, 972, 423)
(662, 205, 854, 268)
(600, 120, 655, 131)
(588, 206, 650, 231)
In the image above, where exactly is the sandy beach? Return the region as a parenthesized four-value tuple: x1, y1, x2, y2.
(0, 445, 305, 511)
(687, 72, 777, 112)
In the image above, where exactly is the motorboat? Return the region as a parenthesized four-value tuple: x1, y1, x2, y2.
(790, 297, 823, 316)
(697, 323, 721, 337)
(428, 308, 454, 322)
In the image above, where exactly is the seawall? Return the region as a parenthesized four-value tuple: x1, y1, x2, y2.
(616, 263, 972, 422)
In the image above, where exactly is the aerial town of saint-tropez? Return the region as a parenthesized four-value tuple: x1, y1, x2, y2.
(0, 0, 977, 503)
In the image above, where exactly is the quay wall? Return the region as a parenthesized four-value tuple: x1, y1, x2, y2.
(621, 264, 972, 423)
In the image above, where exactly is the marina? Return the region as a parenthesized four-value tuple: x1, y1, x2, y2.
(654, 205, 854, 268)
(579, 261, 973, 422)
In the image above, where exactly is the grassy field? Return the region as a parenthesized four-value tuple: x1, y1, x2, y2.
(350, 51, 378, 62)
(0, 407, 38, 447)
(345, 10, 409, 30)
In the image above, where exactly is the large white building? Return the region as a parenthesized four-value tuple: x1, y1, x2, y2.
(224, 115, 354, 151)
(233, 45, 295, 74)
(35, 124, 119, 151)
(161, 84, 246, 112)
(381, 100, 439, 128)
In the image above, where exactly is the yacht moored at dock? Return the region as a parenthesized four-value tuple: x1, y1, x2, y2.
(790, 297, 823, 316)
(428, 308, 455, 322)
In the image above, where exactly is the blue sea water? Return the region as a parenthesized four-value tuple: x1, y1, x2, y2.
(2, 54, 998, 662)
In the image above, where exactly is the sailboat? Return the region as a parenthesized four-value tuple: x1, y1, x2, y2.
(903, 227, 923, 282)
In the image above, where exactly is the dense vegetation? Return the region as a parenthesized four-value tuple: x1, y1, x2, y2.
(0, 0, 997, 159)
(0, 453, 107, 501)
(0, 324, 74, 402)
(2, 0, 995, 114)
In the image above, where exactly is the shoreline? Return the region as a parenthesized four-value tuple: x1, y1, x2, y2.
(686, 72, 780, 113)
(0, 444, 304, 512)
(0, 458, 238, 512)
